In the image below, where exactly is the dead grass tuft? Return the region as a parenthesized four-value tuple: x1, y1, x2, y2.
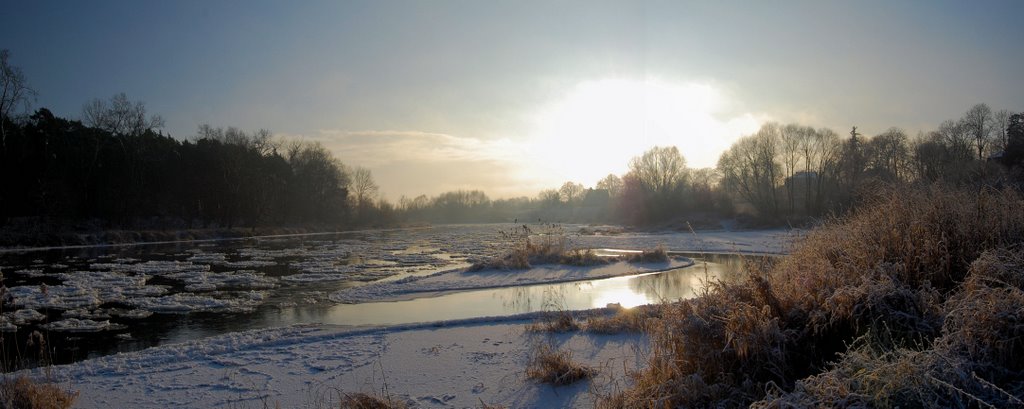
(622, 246, 670, 264)
(0, 376, 78, 409)
(558, 248, 608, 267)
(338, 392, 406, 409)
(527, 311, 579, 333)
(585, 304, 662, 334)
(755, 252, 1024, 408)
(526, 344, 596, 386)
(470, 224, 574, 271)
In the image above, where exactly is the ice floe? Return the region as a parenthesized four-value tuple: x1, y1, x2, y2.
(11, 308, 47, 324)
(125, 291, 266, 314)
(41, 318, 114, 332)
(8, 284, 101, 310)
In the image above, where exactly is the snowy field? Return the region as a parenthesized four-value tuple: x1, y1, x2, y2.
(1, 225, 795, 407)
(42, 315, 648, 408)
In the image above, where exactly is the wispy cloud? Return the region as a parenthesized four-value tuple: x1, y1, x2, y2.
(305, 130, 521, 165)
(284, 129, 536, 200)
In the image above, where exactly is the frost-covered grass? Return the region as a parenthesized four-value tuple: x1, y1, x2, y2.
(604, 185, 1024, 408)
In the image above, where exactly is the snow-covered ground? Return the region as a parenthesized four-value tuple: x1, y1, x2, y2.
(9, 227, 795, 408)
(574, 228, 796, 255)
(39, 314, 647, 408)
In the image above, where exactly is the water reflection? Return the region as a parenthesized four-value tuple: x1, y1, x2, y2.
(285, 252, 765, 327)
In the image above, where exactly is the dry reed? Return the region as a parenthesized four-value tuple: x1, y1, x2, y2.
(338, 392, 407, 409)
(602, 184, 1024, 407)
(526, 344, 596, 386)
(0, 376, 78, 409)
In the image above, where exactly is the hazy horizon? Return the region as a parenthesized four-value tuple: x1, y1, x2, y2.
(3, 1, 1023, 200)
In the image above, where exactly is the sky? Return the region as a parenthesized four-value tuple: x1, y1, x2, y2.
(3, 1, 1023, 200)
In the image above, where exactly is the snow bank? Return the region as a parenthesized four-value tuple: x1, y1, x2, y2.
(40, 312, 648, 408)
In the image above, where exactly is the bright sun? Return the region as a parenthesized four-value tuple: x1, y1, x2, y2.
(522, 78, 761, 188)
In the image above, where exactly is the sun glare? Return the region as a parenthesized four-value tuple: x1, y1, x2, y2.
(523, 78, 761, 188)
(592, 287, 651, 309)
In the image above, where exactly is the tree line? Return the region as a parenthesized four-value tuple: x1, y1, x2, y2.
(0, 103, 367, 229)
(2, 49, 1023, 232)
(392, 104, 1024, 227)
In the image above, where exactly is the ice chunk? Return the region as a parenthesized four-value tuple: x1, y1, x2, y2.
(41, 318, 115, 332)
(11, 309, 47, 324)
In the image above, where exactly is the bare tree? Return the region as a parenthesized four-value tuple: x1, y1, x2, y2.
(628, 146, 688, 196)
(962, 103, 993, 160)
(251, 128, 276, 155)
(0, 49, 36, 149)
(718, 124, 781, 217)
(595, 173, 623, 197)
(537, 189, 561, 207)
(82, 93, 165, 136)
(992, 109, 1012, 152)
(937, 119, 973, 162)
(558, 181, 585, 204)
(350, 166, 379, 212)
(811, 128, 842, 212)
(795, 126, 825, 213)
(779, 124, 804, 214)
(867, 127, 910, 180)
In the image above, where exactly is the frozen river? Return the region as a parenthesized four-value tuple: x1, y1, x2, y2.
(0, 224, 787, 368)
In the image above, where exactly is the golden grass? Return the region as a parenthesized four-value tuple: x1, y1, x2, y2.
(470, 224, 573, 271)
(602, 184, 1024, 407)
(754, 247, 1024, 408)
(558, 248, 608, 267)
(622, 246, 669, 264)
(584, 304, 662, 334)
(526, 311, 579, 333)
(472, 224, 674, 271)
(0, 376, 78, 409)
(526, 344, 596, 386)
(338, 392, 406, 409)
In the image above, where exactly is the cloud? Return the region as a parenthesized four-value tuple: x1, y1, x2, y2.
(307, 130, 520, 165)
(287, 129, 535, 200)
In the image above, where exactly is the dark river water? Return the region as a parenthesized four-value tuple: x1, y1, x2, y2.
(0, 225, 769, 369)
